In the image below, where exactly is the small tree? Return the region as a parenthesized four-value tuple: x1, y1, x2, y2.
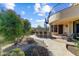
(0, 9, 32, 55)
(0, 10, 24, 55)
(21, 19, 31, 36)
(37, 25, 42, 29)
(0, 9, 23, 41)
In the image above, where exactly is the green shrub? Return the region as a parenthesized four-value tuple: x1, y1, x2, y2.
(75, 39, 79, 48)
(8, 48, 25, 56)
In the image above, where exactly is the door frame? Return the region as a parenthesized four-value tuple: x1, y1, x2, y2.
(58, 25, 63, 34)
(73, 19, 79, 33)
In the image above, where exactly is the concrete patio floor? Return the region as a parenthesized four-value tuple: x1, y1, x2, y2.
(30, 35, 75, 56)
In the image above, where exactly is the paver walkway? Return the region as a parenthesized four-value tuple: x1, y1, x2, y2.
(30, 35, 75, 56)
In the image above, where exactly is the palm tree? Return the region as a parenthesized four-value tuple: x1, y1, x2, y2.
(44, 4, 61, 26)
(44, 4, 61, 38)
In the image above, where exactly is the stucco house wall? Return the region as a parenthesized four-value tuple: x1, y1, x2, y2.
(49, 4, 79, 36)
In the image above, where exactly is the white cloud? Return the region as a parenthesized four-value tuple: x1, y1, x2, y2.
(38, 13, 44, 16)
(32, 19, 49, 28)
(32, 23, 37, 28)
(21, 11, 25, 15)
(42, 5, 52, 12)
(35, 19, 45, 27)
(30, 18, 32, 20)
(34, 3, 53, 16)
(38, 12, 45, 16)
(4, 3, 15, 10)
(36, 19, 45, 22)
(34, 3, 41, 12)
(69, 3, 73, 7)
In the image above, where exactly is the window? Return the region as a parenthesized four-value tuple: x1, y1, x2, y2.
(44, 32, 47, 34)
(54, 25, 57, 32)
(36, 32, 38, 34)
(40, 32, 42, 34)
(51, 25, 53, 32)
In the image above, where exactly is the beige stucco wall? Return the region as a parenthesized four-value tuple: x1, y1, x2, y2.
(49, 5, 79, 24)
(63, 24, 69, 35)
(49, 21, 74, 36)
(49, 13, 61, 23)
(49, 5, 79, 36)
(63, 22, 73, 36)
(68, 22, 73, 35)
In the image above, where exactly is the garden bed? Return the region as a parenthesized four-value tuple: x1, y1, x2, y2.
(3, 37, 51, 56)
(24, 45, 49, 56)
(67, 44, 79, 56)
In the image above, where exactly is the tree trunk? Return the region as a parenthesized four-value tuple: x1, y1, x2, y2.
(0, 43, 2, 56)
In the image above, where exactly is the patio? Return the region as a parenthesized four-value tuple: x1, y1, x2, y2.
(30, 35, 75, 56)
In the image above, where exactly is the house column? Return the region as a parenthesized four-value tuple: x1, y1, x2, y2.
(50, 25, 54, 32)
(57, 25, 59, 34)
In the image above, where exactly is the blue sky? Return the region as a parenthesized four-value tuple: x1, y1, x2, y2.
(0, 3, 72, 28)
